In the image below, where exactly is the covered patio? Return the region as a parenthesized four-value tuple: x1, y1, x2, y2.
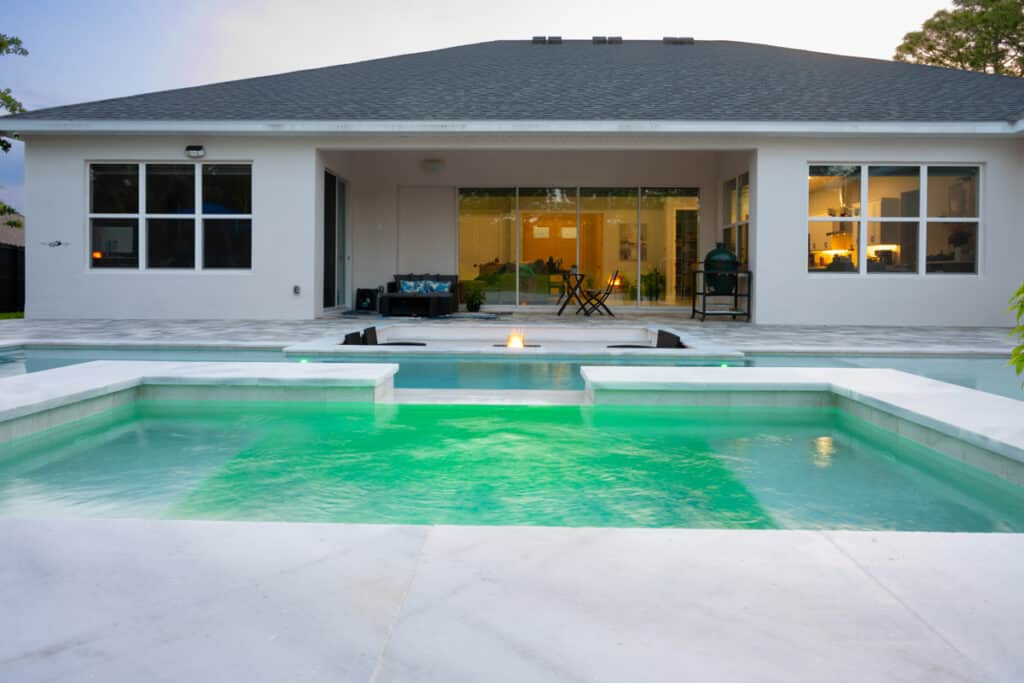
(315, 148, 754, 316)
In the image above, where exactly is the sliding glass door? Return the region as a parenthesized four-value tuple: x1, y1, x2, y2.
(457, 188, 516, 305)
(458, 187, 699, 307)
(639, 188, 699, 306)
(579, 188, 636, 306)
(518, 188, 577, 305)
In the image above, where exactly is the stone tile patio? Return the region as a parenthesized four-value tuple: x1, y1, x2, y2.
(0, 315, 1014, 353)
(2, 519, 1021, 682)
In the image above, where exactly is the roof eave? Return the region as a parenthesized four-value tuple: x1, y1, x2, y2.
(4, 119, 1021, 136)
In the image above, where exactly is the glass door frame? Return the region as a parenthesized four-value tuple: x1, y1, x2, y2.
(456, 185, 701, 308)
(722, 172, 750, 268)
(322, 170, 348, 309)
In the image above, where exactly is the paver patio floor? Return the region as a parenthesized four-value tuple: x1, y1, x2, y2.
(1, 519, 1020, 683)
(0, 315, 1013, 353)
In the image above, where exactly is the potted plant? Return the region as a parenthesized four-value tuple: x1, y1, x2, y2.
(641, 267, 666, 301)
(463, 282, 486, 312)
(617, 274, 637, 301)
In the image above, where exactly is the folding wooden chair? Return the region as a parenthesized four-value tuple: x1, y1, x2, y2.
(578, 270, 617, 316)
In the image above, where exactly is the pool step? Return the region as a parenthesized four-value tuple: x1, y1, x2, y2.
(391, 388, 585, 405)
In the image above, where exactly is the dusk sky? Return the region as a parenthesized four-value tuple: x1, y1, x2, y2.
(2, 0, 951, 212)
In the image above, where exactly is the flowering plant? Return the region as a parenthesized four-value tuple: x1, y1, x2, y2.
(1011, 281, 1024, 384)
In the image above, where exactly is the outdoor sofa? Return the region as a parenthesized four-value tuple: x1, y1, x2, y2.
(379, 273, 458, 317)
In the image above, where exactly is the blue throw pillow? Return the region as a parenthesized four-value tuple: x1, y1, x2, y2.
(399, 280, 422, 293)
(428, 280, 451, 293)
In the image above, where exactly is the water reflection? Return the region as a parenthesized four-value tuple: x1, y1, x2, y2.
(812, 436, 836, 468)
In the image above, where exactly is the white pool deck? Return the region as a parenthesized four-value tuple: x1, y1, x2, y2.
(0, 316, 1016, 356)
(1, 519, 1022, 682)
(2, 318, 1023, 681)
(1, 321, 743, 360)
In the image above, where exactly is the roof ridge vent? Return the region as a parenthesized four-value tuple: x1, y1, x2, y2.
(592, 36, 607, 44)
(663, 36, 695, 45)
(547, 35, 563, 44)
(608, 36, 623, 44)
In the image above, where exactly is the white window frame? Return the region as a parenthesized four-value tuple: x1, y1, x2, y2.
(86, 161, 253, 271)
(806, 162, 982, 277)
(722, 172, 750, 265)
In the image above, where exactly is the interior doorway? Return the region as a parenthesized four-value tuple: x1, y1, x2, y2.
(323, 171, 346, 308)
(675, 208, 700, 301)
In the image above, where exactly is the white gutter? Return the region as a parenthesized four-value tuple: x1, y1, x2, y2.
(4, 119, 1021, 136)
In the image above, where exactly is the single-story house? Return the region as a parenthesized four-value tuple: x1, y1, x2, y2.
(6, 38, 1024, 324)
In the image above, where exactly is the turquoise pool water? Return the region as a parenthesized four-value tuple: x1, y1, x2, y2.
(1, 346, 1021, 398)
(1, 402, 1022, 530)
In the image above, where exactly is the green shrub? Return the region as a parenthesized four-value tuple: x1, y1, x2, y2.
(1011, 281, 1024, 378)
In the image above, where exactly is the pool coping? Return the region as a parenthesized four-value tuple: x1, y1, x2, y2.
(2, 336, 1014, 358)
(582, 366, 1024, 482)
(745, 346, 1013, 357)
(0, 361, 399, 442)
(392, 388, 585, 405)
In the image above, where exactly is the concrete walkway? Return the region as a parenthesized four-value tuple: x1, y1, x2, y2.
(0, 519, 1021, 682)
(0, 316, 1014, 353)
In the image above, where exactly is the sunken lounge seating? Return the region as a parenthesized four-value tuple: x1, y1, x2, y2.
(379, 273, 458, 317)
(606, 330, 687, 349)
(341, 326, 427, 346)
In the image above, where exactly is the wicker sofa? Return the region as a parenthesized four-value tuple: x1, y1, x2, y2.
(379, 273, 458, 317)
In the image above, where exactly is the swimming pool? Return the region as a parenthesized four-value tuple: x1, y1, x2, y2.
(2, 345, 1020, 399)
(746, 354, 1022, 401)
(2, 401, 1021, 530)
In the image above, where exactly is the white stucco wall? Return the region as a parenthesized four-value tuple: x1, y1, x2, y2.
(752, 138, 1024, 326)
(21, 132, 1023, 325)
(396, 185, 457, 275)
(24, 136, 318, 320)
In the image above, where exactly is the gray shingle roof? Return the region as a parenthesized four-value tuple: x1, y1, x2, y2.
(10, 39, 1024, 122)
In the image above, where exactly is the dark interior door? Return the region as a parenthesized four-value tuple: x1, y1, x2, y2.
(323, 171, 337, 308)
(675, 208, 700, 299)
